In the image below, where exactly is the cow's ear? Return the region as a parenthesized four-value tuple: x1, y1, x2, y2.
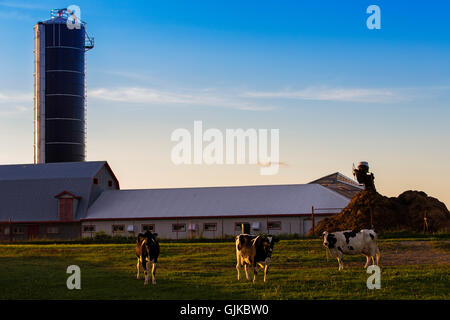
(274, 237, 280, 243)
(153, 233, 158, 238)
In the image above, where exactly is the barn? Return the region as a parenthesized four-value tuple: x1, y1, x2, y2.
(0, 161, 119, 241)
(82, 182, 359, 239)
(0, 160, 362, 240)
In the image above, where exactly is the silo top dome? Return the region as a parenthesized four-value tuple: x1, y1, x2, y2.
(41, 16, 68, 24)
(40, 8, 86, 26)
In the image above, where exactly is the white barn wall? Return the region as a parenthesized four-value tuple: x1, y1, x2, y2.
(81, 215, 332, 239)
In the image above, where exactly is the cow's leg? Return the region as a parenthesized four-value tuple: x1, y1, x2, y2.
(364, 255, 370, 268)
(244, 264, 250, 281)
(136, 258, 141, 279)
(252, 264, 258, 283)
(369, 246, 380, 266)
(236, 256, 241, 280)
(151, 262, 157, 285)
(236, 251, 242, 280)
(263, 264, 269, 283)
(336, 253, 344, 271)
(144, 261, 149, 285)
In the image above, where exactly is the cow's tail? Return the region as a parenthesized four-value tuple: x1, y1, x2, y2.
(368, 229, 381, 265)
(370, 230, 378, 241)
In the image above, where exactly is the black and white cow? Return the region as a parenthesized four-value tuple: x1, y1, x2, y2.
(235, 234, 279, 283)
(322, 229, 380, 271)
(136, 230, 160, 285)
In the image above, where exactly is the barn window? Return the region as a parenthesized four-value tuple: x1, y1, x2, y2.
(112, 225, 125, 233)
(267, 221, 282, 230)
(13, 226, 24, 234)
(172, 223, 186, 232)
(251, 222, 261, 230)
(108, 180, 113, 187)
(141, 224, 155, 232)
(235, 222, 249, 232)
(235, 222, 251, 234)
(203, 223, 217, 231)
(83, 225, 96, 233)
(46, 226, 59, 234)
(188, 223, 198, 231)
(93, 178, 99, 185)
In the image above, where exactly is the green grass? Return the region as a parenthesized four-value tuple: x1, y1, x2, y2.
(0, 239, 448, 300)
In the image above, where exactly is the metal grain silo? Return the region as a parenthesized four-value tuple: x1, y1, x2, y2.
(34, 9, 94, 163)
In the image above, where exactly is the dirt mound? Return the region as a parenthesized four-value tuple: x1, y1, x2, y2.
(309, 190, 450, 235)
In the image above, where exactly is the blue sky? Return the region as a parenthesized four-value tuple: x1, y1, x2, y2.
(0, 1, 449, 206)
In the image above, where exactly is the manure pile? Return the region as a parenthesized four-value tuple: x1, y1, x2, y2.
(310, 190, 450, 235)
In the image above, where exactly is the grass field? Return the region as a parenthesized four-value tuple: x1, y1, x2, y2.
(0, 238, 449, 300)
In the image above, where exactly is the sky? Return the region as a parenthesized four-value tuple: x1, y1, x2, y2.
(0, 0, 449, 206)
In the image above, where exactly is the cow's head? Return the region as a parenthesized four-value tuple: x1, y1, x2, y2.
(322, 231, 328, 245)
(144, 230, 158, 244)
(322, 231, 336, 249)
(138, 231, 158, 252)
(259, 235, 279, 258)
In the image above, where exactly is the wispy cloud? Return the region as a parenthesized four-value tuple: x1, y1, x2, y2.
(0, 9, 33, 21)
(0, 105, 31, 116)
(90, 87, 275, 111)
(242, 86, 406, 103)
(102, 71, 155, 82)
(0, 1, 46, 21)
(258, 161, 289, 168)
(0, 1, 45, 10)
(0, 91, 32, 116)
(0, 91, 32, 103)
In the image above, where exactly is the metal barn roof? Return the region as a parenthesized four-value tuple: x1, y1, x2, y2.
(0, 161, 108, 222)
(84, 183, 351, 220)
(0, 161, 107, 181)
(308, 172, 363, 199)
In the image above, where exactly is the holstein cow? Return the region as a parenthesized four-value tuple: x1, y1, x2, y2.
(322, 229, 380, 271)
(136, 230, 160, 285)
(235, 234, 279, 283)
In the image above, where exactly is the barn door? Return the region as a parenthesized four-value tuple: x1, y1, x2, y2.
(27, 225, 39, 240)
(59, 198, 74, 221)
(242, 223, 250, 234)
(303, 220, 312, 235)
